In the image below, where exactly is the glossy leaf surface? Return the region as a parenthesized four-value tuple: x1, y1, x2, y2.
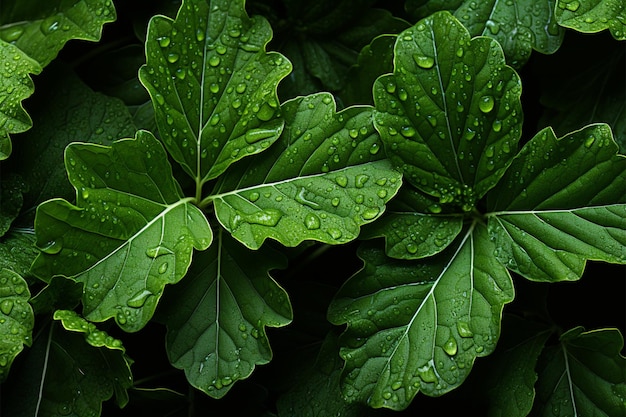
(487, 124, 626, 282)
(139, 0, 291, 184)
(555, 0, 626, 40)
(159, 231, 291, 398)
(328, 224, 514, 410)
(31, 131, 212, 332)
(213, 93, 402, 249)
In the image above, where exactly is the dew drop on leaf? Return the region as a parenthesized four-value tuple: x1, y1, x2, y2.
(40, 240, 63, 255)
(245, 127, 278, 144)
(361, 207, 380, 220)
(0, 300, 14, 315)
(127, 289, 153, 308)
(413, 54, 435, 69)
(145, 246, 173, 258)
(479, 95, 495, 113)
(304, 213, 321, 230)
(443, 337, 458, 356)
(457, 321, 473, 338)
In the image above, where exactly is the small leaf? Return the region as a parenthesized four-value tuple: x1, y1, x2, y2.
(212, 93, 402, 249)
(0, 269, 33, 382)
(328, 223, 514, 410)
(487, 124, 626, 282)
(54, 309, 126, 352)
(555, 0, 626, 40)
(31, 131, 213, 332)
(374, 11, 522, 213)
(139, 0, 291, 184)
(531, 327, 626, 417)
(159, 230, 292, 399)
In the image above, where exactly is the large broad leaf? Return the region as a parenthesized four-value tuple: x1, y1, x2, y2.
(531, 327, 626, 417)
(0, 40, 41, 160)
(0, 231, 38, 278)
(211, 93, 402, 249)
(0, 174, 24, 236)
(405, 0, 565, 67)
(0, 269, 33, 382)
(486, 124, 626, 282)
(374, 11, 522, 214)
(555, 0, 626, 40)
(0, 321, 132, 417)
(328, 223, 514, 410)
(158, 230, 292, 399)
(0, 0, 116, 67)
(31, 130, 213, 332)
(139, 0, 291, 185)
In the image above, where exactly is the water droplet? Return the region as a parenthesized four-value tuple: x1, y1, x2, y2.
(479, 96, 495, 113)
(492, 119, 502, 132)
(0, 300, 14, 315)
(246, 209, 283, 226)
(486, 20, 500, 35)
(167, 53, 179, 63)
(256, 102, 276, 121)
(145, 246, 173, 258)
(158, 262, 169, 274)
(413, 54, 434, 69)
(127, 289, 153, 308)
(304, 213, 321, 230)
(584, 135, 595, 148)
(328, 228, 343, 240)
(209, 56, 220, 67)
(443, 337, 458, 356)
(427, 115, 437, 127)
(40, 240, 63, 255)
(335, 176, 348, 187)
(457, 321, 473, 338)
(196, 28, 205, 42)
(418, 364, 438, 383)
(40, 15, 61, 34)
(355, 174, 369, 188)
(245, 127, 278, 144)
(361, 207, 380, 220)
(401, 126, 416, 138)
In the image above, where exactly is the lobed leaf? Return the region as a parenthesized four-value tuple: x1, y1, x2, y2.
(31, 131, 213, 332)
(139, 0, 291, 184)
(212, 93, 402, 249)
(487, 124, 626, 282)
(531, 327, 626, 417)
(374, 11, 522, 214)
(159, 230, 292, 399)
(555, 0, 626, 40)
(0, 269, 33, 382)
(328, 223, 514, 410)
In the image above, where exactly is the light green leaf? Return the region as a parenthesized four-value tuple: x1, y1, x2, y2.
(406, 0, 565, 67)
(0, 269, 33, 382)
(531, 327, 626, 417)
(139, 0, 291, 185)
(31, 130, 213, 332)
(211, 93, 402, 249)
(54, 309, 126, 352)
(0, 0, 117, 67)
(328, 223, 514, 410)
(374, 11, 522, 213)
(0, 174, 25, 236)
(555, 0, 626, 40)
(159, 230, 292, 399)
(0, 321, 133, 416)
(487, 124, 626, 282)
(0, 40, 41, 160)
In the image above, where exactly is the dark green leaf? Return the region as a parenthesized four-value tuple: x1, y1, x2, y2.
(212, 93, 402, 249)
(487, 124, 626, 282)
(0, 230, 38, 278)
(159, 230, 292, 398)
(555, 0, 626, 40)
(139, 0, 291, 184)
(531, 327, 626, 417)
(374, 11, 522, 213)
(30, 276, 83, 315)
(0, 269, 33, 382)
(328, 223, 514, 410)
(31, 130, 213, 332)
(0, 174, 24, 236)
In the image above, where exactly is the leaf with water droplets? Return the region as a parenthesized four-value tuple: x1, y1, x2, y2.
(406, 0, 565, 67)
(54, 309, 126, 351)
(139, 0, 291, 185)
(0, 269, 33, 382)
(158, 230, 291, 399)
(0, 174, 25, 237)
(374, 12, 522, 214)
(487, 124, 626, 282)
(328, 224, 514, 410)
(31, 131, 213, 332)
(531, 327, 626, 417)
(211, 93, 402, 249)
(555, 0, 626, 40)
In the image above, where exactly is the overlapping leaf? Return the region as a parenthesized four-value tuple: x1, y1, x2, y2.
(406, 0, 565, 67)
(555, 0, 626, 40)
(0, 174, 24, 236)
(531, 327, 626, 417)
(486, 124, 626, 282)
(0, 269, 33, 382)
(328, 224, 514, 410)
(374, 11, 522, 214)
(31, 131, 213, 332)
(212, 93, 403, 249)
(158, 230, 292, 399)
(139, 0, 291, 185)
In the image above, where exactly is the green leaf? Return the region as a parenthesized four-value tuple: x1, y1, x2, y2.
(0, 174, 25, 236)
(159, 230, 292, 399)
(0, 0, 117, 67)
(211, 93, 402, 249)
(328, 223, 514, 410)
(139, 0, 291, 185)
(0, 321, 133, 416)
(531, 327, 626, 417)
(0, 231, 38, 278)
(406, 0, 565, 67)
(487, 124, 626, 282)
(0, 269, 33, 382)
(374, 11, 522, 213)
(555, 0, 626, 40)
(31, 130, 213, 332)
(54, 309, 126, 352)
(30, 276, 83, 315)
(0, 40, 41, 160)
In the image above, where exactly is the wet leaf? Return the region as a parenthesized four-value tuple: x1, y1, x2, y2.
(0, 231, 38, 278)
(54, 309, 126, 352)
(0, 174, 25, 236)
(555, 0, 626, 40)
(31, 131, 213, 332)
